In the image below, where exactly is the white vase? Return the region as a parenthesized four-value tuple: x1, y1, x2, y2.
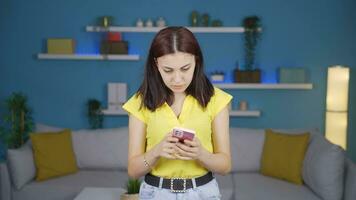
(145, 19, 153, 27)
(136, 18, 144, 27)
(156, 17, 166, 27)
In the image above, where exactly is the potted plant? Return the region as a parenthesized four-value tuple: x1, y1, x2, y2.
(87, 99, 103, 129)
(0, 92, 34, 149)
(120, 179, 141, 200)
(234, 16, 262, 83)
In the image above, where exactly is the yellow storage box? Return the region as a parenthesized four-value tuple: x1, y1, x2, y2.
(47, 38, 75, 54)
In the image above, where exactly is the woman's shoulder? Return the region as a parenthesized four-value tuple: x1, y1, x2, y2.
(123, 93, 144, 111)
(206, 87, 232, 109)
(212, 86, 232, 99)
(125, 93, 142, 104)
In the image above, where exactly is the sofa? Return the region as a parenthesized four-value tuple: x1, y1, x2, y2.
(0, 124, 355, 200)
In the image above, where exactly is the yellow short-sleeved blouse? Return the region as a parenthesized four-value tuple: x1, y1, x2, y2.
(122, 87, 232, 178)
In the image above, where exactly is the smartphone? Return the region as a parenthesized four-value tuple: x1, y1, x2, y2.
(172, 127, 195, 143)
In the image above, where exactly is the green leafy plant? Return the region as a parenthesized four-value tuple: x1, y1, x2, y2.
(87, 99, 103, 129)
(126, 179, 141, 194)
(0, 92, 34, 149)
(243, 16, 262, 71)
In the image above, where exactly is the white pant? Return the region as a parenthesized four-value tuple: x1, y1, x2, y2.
(139, 178, 221, 200)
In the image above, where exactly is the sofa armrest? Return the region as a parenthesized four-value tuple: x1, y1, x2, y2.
(0, 162, 11, 200)
(344, 158, 356, 200)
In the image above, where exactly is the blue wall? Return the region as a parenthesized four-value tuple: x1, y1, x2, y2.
(1, 0, 355, 161)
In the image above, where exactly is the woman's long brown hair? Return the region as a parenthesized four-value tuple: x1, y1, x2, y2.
(137, 26, 214, 111)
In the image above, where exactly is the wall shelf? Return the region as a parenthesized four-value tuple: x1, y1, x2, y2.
(101, 109, 127, 116)
(37, 53, 139, 61)
(214, 83, 313, 90)
(101, 109, 260, 117)
(230, 110, 261, 117)
(86, 26, 250, 33)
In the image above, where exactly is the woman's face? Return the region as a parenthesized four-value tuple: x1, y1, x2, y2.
(156, 52, 196, 94)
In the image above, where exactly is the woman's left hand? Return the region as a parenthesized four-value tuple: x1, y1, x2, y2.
(174, 137, 204, 160)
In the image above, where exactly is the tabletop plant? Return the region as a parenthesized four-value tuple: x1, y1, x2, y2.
(243, 15, 262, 71)
(87, 99, 103, 129)
(120, 179, 141, 200)
(0, 92, 34, 149)
(235, 15, 262, 83)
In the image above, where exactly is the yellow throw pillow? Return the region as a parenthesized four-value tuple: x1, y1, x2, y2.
(30, 129, 78, 181)
(260, 129, 310, 184)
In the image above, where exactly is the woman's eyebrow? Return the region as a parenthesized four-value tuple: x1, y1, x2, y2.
(162, 63, 191, 69)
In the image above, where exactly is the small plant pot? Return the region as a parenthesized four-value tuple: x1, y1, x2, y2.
(234, 69, 261, 83)
(120, 193, 139, 200)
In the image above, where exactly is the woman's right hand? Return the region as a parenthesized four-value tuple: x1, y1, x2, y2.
(153, 132, 179, 159)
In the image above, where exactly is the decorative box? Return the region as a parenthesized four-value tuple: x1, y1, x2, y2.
(110, 41, 128, 54)
(100, 41, 128, 54)
(107, 32, 122, 42)
(278, 68, 306, 83)
(47, 38, 75, 54)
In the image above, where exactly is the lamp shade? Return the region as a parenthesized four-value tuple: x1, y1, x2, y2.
(326, 66, 350, 111)
(325, 65, 350, 150)
(325, 111, 347, 149)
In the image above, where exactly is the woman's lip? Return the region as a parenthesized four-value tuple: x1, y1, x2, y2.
(172, 85, 184, 89)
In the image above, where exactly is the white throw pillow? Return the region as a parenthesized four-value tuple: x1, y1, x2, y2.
(302, 134, 345, 200)
(72, 127, 128, 170)
(7, 141, 36, 189)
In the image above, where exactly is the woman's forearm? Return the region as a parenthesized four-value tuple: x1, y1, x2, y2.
(198, 149, 231, 175)
(128, 147, 159, 179)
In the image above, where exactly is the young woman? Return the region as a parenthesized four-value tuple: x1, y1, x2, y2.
(123, 26, 232, 199)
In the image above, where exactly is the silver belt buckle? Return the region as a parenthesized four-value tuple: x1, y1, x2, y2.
(170, 178, 186, 193)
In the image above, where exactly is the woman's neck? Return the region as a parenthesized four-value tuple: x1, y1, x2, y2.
(173, 92, 186, 101)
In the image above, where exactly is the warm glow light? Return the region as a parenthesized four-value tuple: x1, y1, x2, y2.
(325, 112, 347, 149)
(326, 66, 349, 111)
(325, 66, 350, 150)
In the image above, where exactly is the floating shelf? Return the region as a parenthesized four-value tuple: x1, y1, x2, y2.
(37, 53, 139, 61)
(101, 109, 260, 117)
(101, 109, 127, 116)
(230, 110, 261, 117)
(214, 83, 313, 90)
(86, 26, 250, 33)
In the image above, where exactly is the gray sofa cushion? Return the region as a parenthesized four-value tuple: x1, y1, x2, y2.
(215, 174, 234, 200)
(229, 127, 319, 172)
(230, 128, 265, 172)
(302, 134, 345, 200)
(35, 123, 65, 132)
(6, 124, 67, 190)
(233, 173, 321, 200)
(344, 158, 356, 200)
(7, 142, 35, 190)
(12, 170, 129, 200)
(72, 127, 128, 170)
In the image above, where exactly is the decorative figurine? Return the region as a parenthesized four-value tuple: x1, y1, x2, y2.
(201, 13, 210, 27)
(212, 19, 223, 27)
(100, 16, 113, 27)
(136, 18, 144, 27)
(190, 11, 199, 27)
(156, 17, 166, 27)
(145, 18, 153, 27)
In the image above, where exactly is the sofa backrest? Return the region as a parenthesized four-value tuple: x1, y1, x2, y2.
(71, 127, 129, 170)
(229, 127, 319, 172)
(229, 127, 347, 200)
(229, 127, 265, 172)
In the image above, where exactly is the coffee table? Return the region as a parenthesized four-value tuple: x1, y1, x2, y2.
(74, 187, 126, 200)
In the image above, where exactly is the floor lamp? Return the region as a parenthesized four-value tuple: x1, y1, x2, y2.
(325, 66, 350, 149)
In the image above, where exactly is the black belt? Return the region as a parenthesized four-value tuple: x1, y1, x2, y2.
(144, 172, 213, 193)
